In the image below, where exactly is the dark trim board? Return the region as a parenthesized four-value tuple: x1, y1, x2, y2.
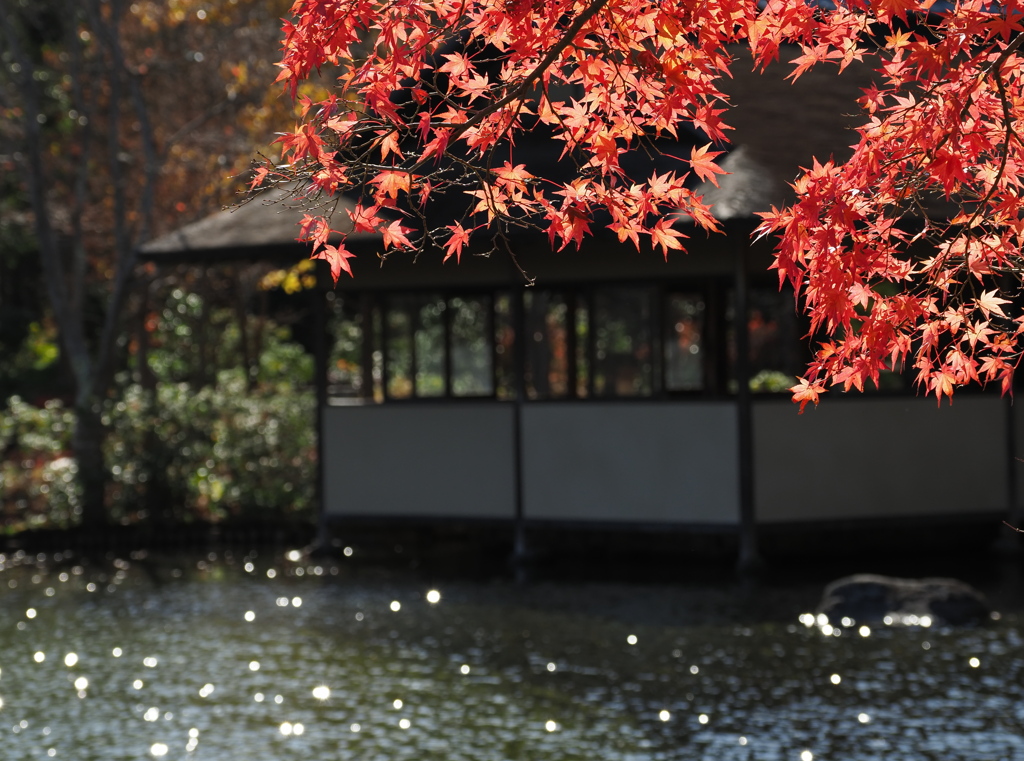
(321, 513, 739, 533)
(317, 510, 1013, 582)
(757, 511, 1008, 556)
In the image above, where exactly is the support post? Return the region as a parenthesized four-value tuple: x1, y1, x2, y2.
(996, 393, 1022, 554)
(313, 258, 331, 552)
(511, 286, 528, 580)
(1008, 394, 1019, 527)
(734, 237, 762, 576)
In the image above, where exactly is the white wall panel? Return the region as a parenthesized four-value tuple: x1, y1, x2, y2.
(754, 395, 1009, 523)
(322, 404, 516, 518)
(521, 402, 740, 524)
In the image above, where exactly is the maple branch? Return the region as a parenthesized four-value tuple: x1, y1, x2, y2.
(496, 229, 536, 286)
(881, 34, 1024, 212)
(432, 0, 609, 138)
(979, 32, 1024, 85)
(959, 45, 1024, 233)
(910, 40, 1024, 331)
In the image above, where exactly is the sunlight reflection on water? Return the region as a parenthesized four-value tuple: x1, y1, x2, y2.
(0, 551, 1018, 760)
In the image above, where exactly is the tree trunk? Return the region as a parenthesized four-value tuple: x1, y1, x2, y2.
(72, 401, 107, 528)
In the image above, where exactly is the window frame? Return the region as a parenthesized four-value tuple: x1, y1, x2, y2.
(325, 277, 810, 403)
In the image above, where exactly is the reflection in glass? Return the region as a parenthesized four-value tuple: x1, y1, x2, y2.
(494, 293, 516, 400)
(524, 291, 570, 399)
(592, 289, 653, 397)
(665, 293, 705, 391)
(385, 297, 415, 399)
(385, 294, 446, 398)
(575, 300, 589, 398)
(450, 295, 493, 396)
(327, 295, 364, 397)
(727, 286, 804, 393)
(414, 296, 446, 397)
(333, 282, 809, 401)
(384, 294, 495, 399)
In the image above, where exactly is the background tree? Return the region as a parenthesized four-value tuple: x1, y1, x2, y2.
(0, 0, 294, 524)
(264, 0, 1024, 406)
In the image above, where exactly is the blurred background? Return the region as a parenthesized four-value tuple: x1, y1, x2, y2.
(1, 0, 325, 538)
(4, 5, 1024, 760)
(0, 0, 1018, 573)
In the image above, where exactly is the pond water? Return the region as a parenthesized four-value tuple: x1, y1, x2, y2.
(0, 549, 1022, 761)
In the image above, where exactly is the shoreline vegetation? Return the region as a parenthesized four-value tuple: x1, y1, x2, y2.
(0, 286, 317, 536)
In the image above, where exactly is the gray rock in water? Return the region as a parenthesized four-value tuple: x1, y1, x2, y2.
(817, 574, 992, 627)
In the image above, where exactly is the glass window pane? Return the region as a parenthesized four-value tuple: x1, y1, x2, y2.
(370, 305, 384, 402)
(727, 286, 804, 393)
(575, 300, 589, 398)
(415, 296, 446, 397)
(327, 294, 365, 397)
(592, 288, 654, 397)
(450, 295, 493, 396)
(385, 297, 415, 399)
(664, 293, 705, 391)
(524, 291, 570, 399)
(494, 292, 516, 400)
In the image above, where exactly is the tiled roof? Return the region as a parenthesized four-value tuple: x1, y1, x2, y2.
(138, 184, 359, 256)
(691, 45, 875, 220)
(140, 45, 907, 255)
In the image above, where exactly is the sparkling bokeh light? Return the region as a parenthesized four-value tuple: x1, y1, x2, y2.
(0, 550, 1014, 761)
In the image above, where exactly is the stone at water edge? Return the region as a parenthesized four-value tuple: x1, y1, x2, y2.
(817, 574, 992, 626)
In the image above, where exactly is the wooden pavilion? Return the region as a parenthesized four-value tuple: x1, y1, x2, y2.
(139, 48, 1020, 567)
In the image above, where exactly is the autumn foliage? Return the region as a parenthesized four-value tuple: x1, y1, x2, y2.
(2, 0, 296, 521)
(266, 0, 1024, 407)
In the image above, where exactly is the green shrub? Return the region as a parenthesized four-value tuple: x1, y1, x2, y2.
(749, 369, 797, 393)
(0, 396, 80, 531)
(0, 288, 317, 531)
(105, 372, 316, 524)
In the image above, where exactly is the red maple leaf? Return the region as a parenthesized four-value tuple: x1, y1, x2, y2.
(369, 171, 412, 202)
(316, 243, 356, 283)
(444, 223, 472, 264)
(649, 218, 687, 259)
(791, 377, 826, 413)
(689, 144, 727, 187)
(381, 219, 414, 250)
(249, 165, 270, 191)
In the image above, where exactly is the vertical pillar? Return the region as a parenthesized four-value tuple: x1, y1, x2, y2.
(1008, 395, 1019, 526)
(512, 286, 528, 579)
(997, 393, 1022, 553)
(734, 237, 762, 576)
(313, 258, 330, 551)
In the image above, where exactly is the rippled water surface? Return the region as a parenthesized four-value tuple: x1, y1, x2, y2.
(1, 550, 1022, 760)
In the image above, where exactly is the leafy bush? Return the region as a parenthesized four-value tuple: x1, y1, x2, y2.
(0, 396, 80, 531)
(0, 287, 317, 531)
(749, 370, 798, 394)
(105, 371, 316, 524)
